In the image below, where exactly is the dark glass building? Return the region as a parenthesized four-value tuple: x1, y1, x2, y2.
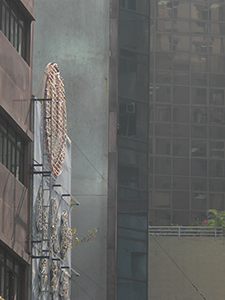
(117, 1, 150, 299)
(149, 0, 225, 226)
(117, 0, 225, 298)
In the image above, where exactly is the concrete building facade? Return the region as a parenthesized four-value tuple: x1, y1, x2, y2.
(32, 1, 110, 299)
(0, 0, 35, 299)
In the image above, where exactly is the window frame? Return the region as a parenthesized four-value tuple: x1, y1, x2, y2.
(0, 0, 30, 62)
(0, 247, 23, 300)
(0, 117, 25, 184)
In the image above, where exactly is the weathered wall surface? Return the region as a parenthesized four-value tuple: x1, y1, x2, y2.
(32, 1, 109, 299)
(0, 27, 33, 264)
(0, 32, 32, 134)
(149, 236, 225, 300)
(0, 163, 30, 262)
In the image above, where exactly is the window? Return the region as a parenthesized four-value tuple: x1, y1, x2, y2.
(156, 86, 171, 103)
(210, 89, 225, 106)
(209, 160, 225, 178)
(155, 191, 170, 208)
(191, 178, 207, 191)
(0, 0, 29, 61)
(210, 141, 225, 158)
(155, 176, 171, 189)
(209, 108, 225, 125)
(120, 0, 136, 10)
(118, 165, 138, 188)
(119, 102, 136, 137)
(191, 159, 207, 177)
(155, 105, 171, 122)
(191, 107, 207, 124)
(0, 117, 24, 183)
(155, 157, 171, 175)
(173, 86, 189, 104)
(155, 123, 171, 136)
(173, 124, 189, 137)
(173, 106, 189, 123)
(155, 138, 170, 155)
(154, 210, 171, 226)
(173, 158, 189, 176)
(172, 211, 189, 226)
(173, 139, 189, 157)
(173, 177, 189, 190)
(174, 53, 189, 71)
(0, 248, 23, 300)
(192, 193, 207, 210)
(192, 88, 207, 105)
(173, 191, 189, 209)
(191, 140, 206, 157)
(209, 179, 225, 192)
(191, 3, 208, 21)
(209, 194, 224, 210)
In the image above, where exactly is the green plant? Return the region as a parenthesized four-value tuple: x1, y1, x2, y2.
(203, 209, 225, 227)
(71, 228, 97, 248)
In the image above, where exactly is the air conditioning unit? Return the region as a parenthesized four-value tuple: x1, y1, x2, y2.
(126, 102, 136, 113)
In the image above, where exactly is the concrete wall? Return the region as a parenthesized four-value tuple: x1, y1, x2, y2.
(0, 32, 32, 135)
(0, 1, 34, 299)
(0, 163, 30, 263)
(149, 236, 225, 300)
(0, 2, 34, 260)
(32, 1, 109, 299)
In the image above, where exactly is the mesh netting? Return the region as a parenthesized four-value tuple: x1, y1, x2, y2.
(43, 62, 67, 176)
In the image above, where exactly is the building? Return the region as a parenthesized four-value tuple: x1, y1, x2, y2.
(149, 0, 225, 226)
(0, 0, 35, 299)
(115, 1, 149, 298)
(32, 0, 225, 299)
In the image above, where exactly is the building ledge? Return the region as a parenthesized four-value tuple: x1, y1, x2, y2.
(18, 0, 36, 20)
(0, 231, 31, 264)
(0, 101, 33, 142)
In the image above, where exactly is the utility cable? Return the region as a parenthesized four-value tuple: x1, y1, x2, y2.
(70, 140, 110, 190)
(150, 235, 207, 300)
(71, 262, 106, 293)
(71, 276, 97, 300)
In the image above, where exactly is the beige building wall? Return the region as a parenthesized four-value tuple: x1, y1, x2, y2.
(149, 236, 225, 300)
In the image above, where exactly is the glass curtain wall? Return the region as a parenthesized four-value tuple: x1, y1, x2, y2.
(117, 0, 150, 299)
(150, 0, 225, 226)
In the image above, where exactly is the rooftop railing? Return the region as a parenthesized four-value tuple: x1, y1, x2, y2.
(148, 226, 224, 237)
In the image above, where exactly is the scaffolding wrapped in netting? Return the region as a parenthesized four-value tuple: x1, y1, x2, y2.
(43, 62, 67, 176)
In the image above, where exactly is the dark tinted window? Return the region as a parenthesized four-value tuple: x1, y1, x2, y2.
(0, 0, 29, 61)
(0, 117, 24, 183)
